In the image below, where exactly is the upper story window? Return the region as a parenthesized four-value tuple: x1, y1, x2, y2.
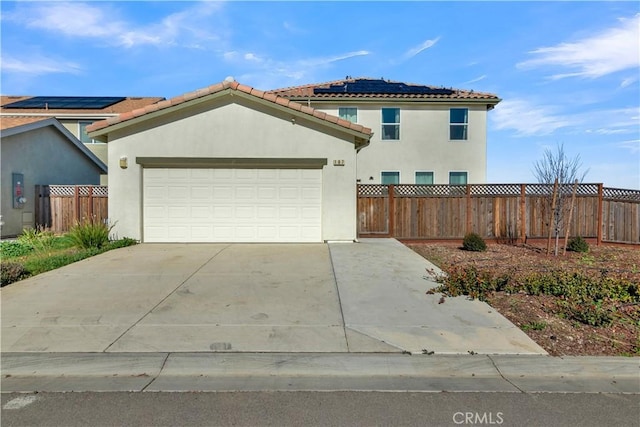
(79, 121, 99, 144)
(449, 171, 468, 185)
(415, 171, 434, 185)
(381, 171, 400, 185)
(338, 107, 357, 123)
(450, 108, 468, 140)
(381, 108, 400, 140)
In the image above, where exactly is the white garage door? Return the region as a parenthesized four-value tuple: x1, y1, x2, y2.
(143, 168, 322, 243)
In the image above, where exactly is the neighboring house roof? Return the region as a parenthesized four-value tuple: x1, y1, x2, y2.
(0, 115, 50, 130)
(268, 77, 501, 104)
(0, 96, 165, 116)
(0, 117, 108, 174)
(87, 79, 374, 140)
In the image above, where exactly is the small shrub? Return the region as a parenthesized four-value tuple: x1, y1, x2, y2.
(429, 265, 508, 301)
(1, 262, 28, 286)
(462, 232, 487, 252)
(106, 237, 138, 250)
(567, 236, 589, 253)
(68, 218, 114, 249)
(0, 241, 34, 259)
(521, 321, 547, 331)
(17, 227, 56, 254)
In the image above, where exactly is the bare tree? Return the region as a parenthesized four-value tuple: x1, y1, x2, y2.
(533, 143, 588, 186)
(532, 143, 589, 255)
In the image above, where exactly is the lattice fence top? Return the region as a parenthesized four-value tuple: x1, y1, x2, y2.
(358, 183, 639, 200)
(48, 185, 108, 197)
(358, 185, 388, 196)
(603, 187, 640, 201)
(525, 183, 599, 196)
(394, 185, 467, 196)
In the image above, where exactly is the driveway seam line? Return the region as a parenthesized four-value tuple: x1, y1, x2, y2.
(487, 354, 525, 393)
(102, 245, 232, 352)
(141, 352, 171, 392)
(327, 243, 350, 352)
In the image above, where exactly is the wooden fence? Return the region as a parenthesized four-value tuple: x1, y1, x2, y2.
(35, 185, 108, 234)
(357, 184, 640, 245)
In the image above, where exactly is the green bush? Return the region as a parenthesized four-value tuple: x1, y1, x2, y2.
(462, 232, 487, 252)
(105, 237, 138, 250)
(0, 241, 34, 259)
(567, 236, 589, 253)
(68, 218, 114, 249)
(18, 227, 57, 254)
(1, 262, 28, 286)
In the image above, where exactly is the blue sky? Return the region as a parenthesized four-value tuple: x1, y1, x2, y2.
(1, 1, 639, 189)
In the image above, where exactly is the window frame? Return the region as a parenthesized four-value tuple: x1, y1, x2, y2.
(449, 108, 469, 141)
(78, 121, 102, 144)
(381, 107, 400, 141)
(381, 171, 400, 185)
(414, 171, 435, 185)
(338, 107, 358, 123)
(448, 171, 468, 185)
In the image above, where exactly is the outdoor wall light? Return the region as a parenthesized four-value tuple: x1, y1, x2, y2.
(119, 156, 128, 169)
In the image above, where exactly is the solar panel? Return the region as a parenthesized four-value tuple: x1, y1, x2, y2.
(3, 96, 127, 109)
(314, 79, 454, 95)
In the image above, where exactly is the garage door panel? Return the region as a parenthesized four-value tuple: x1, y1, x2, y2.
(143, 168, 321, 242)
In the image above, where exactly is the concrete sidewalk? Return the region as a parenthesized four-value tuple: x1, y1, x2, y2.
(1, 353, 637, 393)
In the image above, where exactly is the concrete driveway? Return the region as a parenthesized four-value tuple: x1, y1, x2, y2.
(1, 239, 545, 355)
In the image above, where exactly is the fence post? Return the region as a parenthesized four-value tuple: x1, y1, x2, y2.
(88, 186, 94, 219)
(597, 183, 603, 246)
(388, 184, 395, 237)
(520, 184, 527, 244)
(465, 184, 472, 235)
(74, 186, 80, 225)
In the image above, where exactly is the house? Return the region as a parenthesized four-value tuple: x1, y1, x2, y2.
(268, 77, 501, 185)
(87, 79, 372, 243)
(0, 96, 164, 177)
(0, 118, 108, 237)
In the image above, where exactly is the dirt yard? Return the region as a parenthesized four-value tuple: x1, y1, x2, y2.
(407, 242, 640, 356)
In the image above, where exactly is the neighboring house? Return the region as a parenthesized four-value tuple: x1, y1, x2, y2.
(268, 77, 501, 185)
(0, 118, 108, 237)
(87, 79, 372, 243)
(0, 95, 164, 180)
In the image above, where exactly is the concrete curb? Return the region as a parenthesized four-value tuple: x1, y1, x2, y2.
(1, 353, 638, 394)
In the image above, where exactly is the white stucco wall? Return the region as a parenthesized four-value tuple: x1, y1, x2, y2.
(312, 103, 489, 184)
(104, 96, 360, 242)
(0, 126, 103, 237)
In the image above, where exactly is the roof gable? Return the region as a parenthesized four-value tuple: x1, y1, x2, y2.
(1, 118, 107, 174)
(268, 77, 500, 103)
(86, 80, 373, 141)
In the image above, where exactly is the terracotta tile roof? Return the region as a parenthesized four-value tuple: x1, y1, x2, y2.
(0, 115, 50, 131)
(268, 77, 500, 102)
(87, 80, 373, 136)
(0, 96, 165, 115)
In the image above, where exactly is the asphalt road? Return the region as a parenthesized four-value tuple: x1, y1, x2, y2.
(2, 391, 638, 427)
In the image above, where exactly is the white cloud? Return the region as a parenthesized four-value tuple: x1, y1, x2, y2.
(491, 99, 575, 136)
(615, 139, 640, 154)
(403, 37, 440, 60)
(517, 14, 640, 79)
(223, 49, 370, 88)
(620, 76, 638, 88)
(9, 2, 223, 49)
(461, 75, 487, 85)
(0, 54, 81, 76)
